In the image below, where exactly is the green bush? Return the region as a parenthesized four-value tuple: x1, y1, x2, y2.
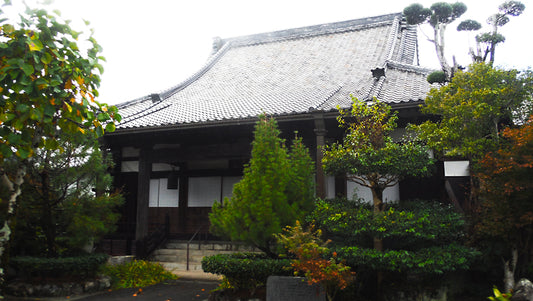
(201, 253, 293, 289)
(307, 198, 479, 274)
(101, 260, 178, 289)
(337, 243, 477, 274)
(10, 253, 109, 280)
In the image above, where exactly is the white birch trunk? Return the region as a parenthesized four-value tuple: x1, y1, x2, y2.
(502, 247, 518, 293)
(0, 166, 26, 292)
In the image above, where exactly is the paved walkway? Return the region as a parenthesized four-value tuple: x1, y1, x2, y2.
(4, 271, 222, 301)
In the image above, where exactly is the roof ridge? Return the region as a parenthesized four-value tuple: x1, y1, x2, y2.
(384, 15, 401, 63)
(159, 42, 233, 99)
(386, 60, 436, 74)
(221, 13, 402, 48)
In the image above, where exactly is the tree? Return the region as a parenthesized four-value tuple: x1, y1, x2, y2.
(404, 1, 525, 82)
(323, 97, 433, 233)
(322, 97, 433, 297)
(458, 1, 525, 64)
(412, 63, 533, 212)
(403, 2, 467, 80)
(474, 116, 533, 292)
(308, 198, 478, 300)
(413, 63, 533, 166)
(11, 130, 123, 257)
(209, 115, 315, 256)
(0, 4, 120, 289)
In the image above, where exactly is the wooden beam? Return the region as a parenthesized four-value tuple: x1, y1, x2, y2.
(135, 148, 151, 240)
(148, 142, 251, 163)
(314, 113, 327, 199)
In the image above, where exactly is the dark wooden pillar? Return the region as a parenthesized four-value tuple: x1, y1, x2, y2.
(314, 113, 327, 199)
(135, 148, 151, 240)
(178, 171, 188, 233)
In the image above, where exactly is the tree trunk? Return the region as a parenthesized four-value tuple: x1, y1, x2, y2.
(41, 170, 57, 257)
(433, 23, 452, 80)
(371, 187, 385, 300)
(0, 166, 26, 290)
(503, 247, 518, 293)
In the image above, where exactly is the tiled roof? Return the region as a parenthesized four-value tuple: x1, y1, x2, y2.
(116, 13, 434, 130)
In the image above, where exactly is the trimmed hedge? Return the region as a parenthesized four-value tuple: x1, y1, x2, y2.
(201, 253, 293, 289)
(10, 253, 109, 280)
(336, 243, 479, 274)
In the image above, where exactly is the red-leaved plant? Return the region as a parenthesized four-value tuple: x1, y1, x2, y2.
(276, 221, 355, 301)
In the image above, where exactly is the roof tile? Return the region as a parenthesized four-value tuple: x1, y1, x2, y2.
(116, 13, 434, 130)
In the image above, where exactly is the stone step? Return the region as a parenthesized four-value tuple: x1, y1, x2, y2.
(151, 240, 262, 273)
(151, 253, 221, 264)
(153, 248, 236, 257)
(152, 251, 235, 263)
(159, 262, 204, 271)
(164, 240, 258, 252)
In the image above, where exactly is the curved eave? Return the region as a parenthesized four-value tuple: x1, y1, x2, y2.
(106, 99, 424, 136)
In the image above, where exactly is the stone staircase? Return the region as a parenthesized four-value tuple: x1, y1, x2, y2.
(151, 240, 259, 272)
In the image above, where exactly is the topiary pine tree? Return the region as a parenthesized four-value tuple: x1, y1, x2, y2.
(404, 1, 525, 81)
(323, 97, 434, 231)
(403, 2, 467, 80)
(322, 97, 434, 296)
(209, 115, 315, 256)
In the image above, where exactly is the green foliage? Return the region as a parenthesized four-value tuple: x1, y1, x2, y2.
(310, 199, 466, 244)
(404, 2, 467, 80)
(209, 115, 315, 254)
(428, 2, 466, 26)
(413, 63, 533, 164)
(403, 3, 432, 25)
(405, 1, 525, 73)
(101, 260, 178, 290)
(457, 19, 482, 31)
(427, 70, 447, 84)
(11, 131, 123, 256)
(0, 3, 120, 292)
(307, 199, 478, 274)
(287, 135, 316, 214)
(201, 253, 292, 290)
(337, 244, 477, 275)
(323, 97, 433, 203)
(0, 6, 120, 161)
(10, 253, 109, 280)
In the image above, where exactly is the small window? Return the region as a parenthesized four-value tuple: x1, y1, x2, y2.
(149, 178, 179, 207)
(188, 176, 241, 207)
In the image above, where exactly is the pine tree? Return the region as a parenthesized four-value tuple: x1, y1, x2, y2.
(209, 115, 314, 256)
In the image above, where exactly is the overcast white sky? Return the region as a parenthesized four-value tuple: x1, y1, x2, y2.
(5, 0, 533, 105)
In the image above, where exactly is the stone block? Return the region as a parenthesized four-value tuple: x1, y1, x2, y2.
(266, 276, 325, 301)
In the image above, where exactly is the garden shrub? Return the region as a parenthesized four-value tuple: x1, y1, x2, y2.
(277, 221, 355, 301)
(10, 253, 109, 280)
(101, 260, 177, 289)
(201, 253, 292, 289)
(307, 198, 480, 298)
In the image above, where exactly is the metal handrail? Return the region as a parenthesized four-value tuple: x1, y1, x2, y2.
(186, 225, 203, 270)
